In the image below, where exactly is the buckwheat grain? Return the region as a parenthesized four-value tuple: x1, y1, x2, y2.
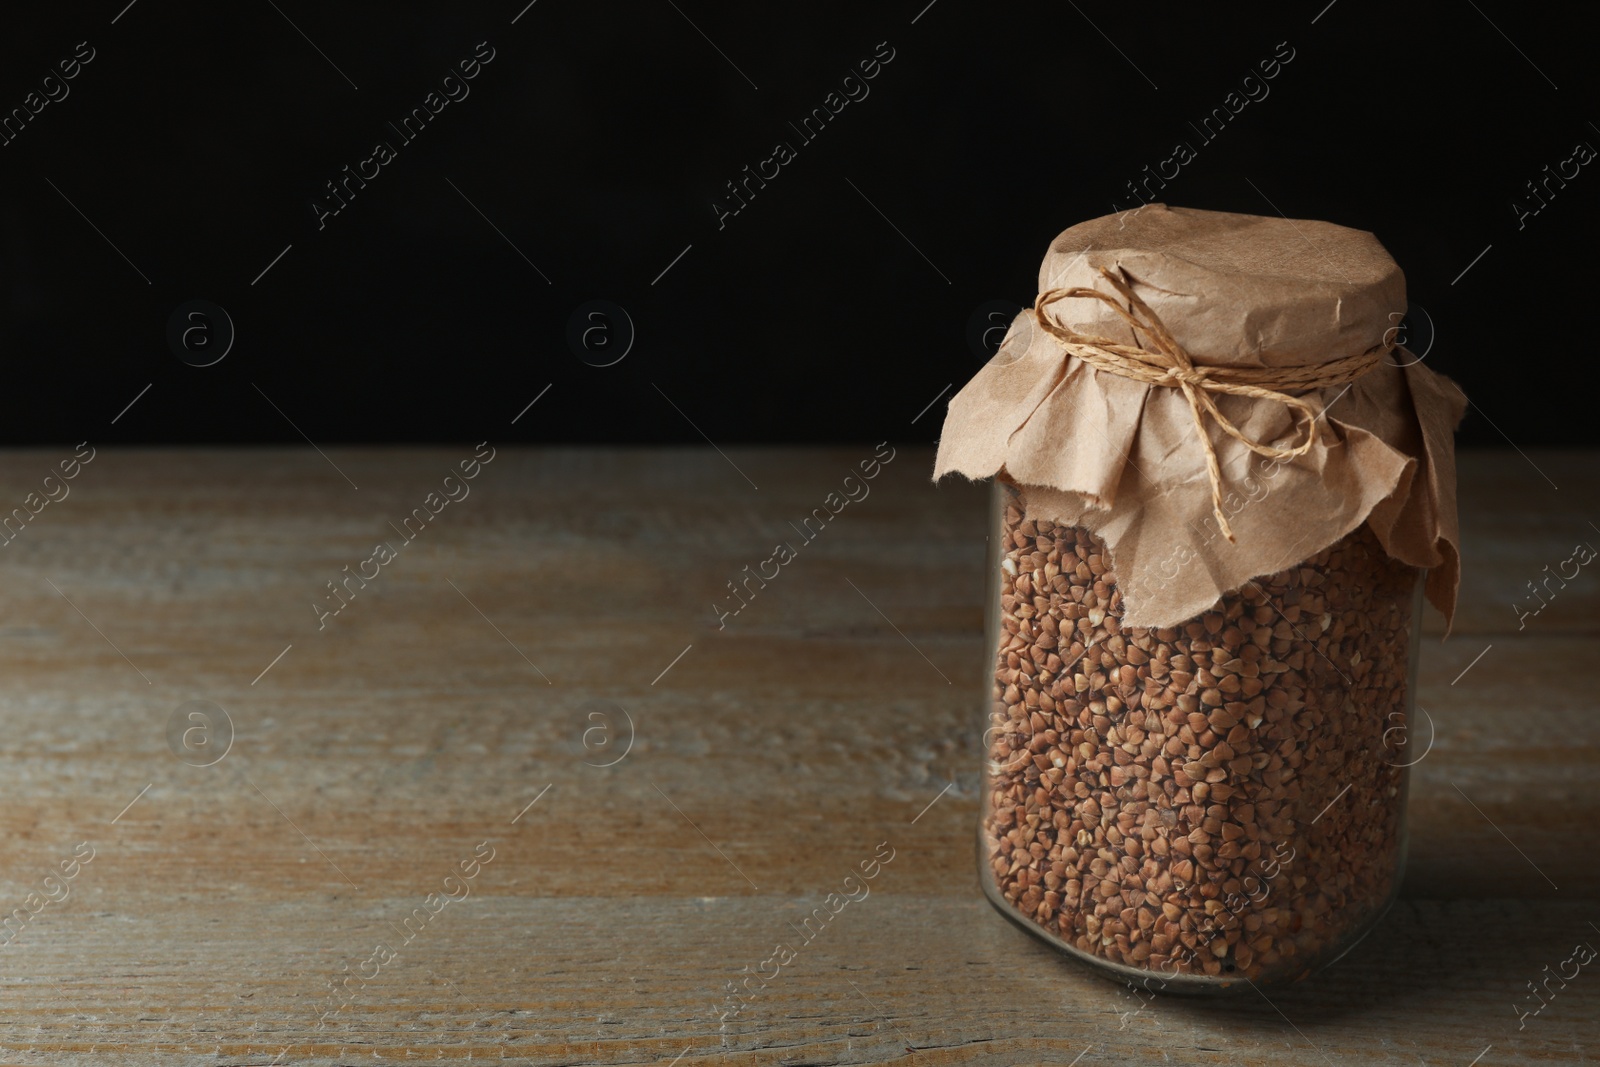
(984, 488, 1417, 983)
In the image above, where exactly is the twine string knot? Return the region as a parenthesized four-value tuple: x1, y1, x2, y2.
(1031, 266, 1393, 542)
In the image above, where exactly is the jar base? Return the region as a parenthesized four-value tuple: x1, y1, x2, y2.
(975, 825, 1404, 996)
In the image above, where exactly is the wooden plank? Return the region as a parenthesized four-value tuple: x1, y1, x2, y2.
(0, 446, 1594, 1065)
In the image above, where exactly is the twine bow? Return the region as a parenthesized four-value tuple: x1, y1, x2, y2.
(1031, 266, 1393, 542)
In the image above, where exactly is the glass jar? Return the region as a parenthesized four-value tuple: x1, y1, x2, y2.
(979, 479, 1424, 993)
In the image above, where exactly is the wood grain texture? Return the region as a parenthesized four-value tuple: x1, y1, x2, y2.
(0, 445, 1594, 1066)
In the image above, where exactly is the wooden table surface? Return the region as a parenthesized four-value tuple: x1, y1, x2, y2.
(0, 445, 1594, 1066)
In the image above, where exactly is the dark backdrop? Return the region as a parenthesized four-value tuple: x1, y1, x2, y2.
(1, 1, 1590, 447)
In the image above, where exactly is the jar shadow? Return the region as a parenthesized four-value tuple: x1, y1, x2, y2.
(1132, 894, 1539, 1027)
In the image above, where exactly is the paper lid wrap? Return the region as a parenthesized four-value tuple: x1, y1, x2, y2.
(934, 204, 1465, 629)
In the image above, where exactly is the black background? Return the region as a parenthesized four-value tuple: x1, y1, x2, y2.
(0, 1, 1590, 447)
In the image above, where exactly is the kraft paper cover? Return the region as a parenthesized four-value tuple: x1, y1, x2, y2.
(934, 204, 1465, 629)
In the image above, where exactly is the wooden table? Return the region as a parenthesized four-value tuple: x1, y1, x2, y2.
(0, 445, 1594, 1066)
